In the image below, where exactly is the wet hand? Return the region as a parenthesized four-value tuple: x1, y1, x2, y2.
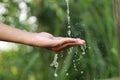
(33, 32, 85, 53)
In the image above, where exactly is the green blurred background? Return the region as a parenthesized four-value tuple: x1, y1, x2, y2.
(0, 0, 119, 80)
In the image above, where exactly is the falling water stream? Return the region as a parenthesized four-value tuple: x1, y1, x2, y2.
(50, 0, 86, 78)
(66, 0, 71, 37)
(50, 0, 71, 77)
(50, 54, 58, 77)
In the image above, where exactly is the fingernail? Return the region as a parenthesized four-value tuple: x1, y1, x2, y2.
(76, 38, 80, 41)
(73, 39, 77, 42)
(81, 40, 85, 44)
(78, 40, 85, 44)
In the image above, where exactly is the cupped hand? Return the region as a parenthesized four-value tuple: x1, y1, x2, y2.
(33, 32, 85, 53)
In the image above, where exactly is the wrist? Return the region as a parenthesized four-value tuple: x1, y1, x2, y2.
(23, 32, 37, 46)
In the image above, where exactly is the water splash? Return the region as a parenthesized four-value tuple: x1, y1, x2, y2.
(50, 0, 71, 74)
(50, 54, 59, 77)
(66, 0, 71, 37)
(81, 44, 87, 55)
(51, 0, 87, 78)
(74, 45, 87, 71)
(66, 0, 86, 75)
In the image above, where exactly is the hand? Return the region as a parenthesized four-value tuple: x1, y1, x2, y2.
(32, 32, 85, 53)
(0, 23, 85, 53)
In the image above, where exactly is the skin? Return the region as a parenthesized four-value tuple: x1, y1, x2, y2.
(0, 23, 85, 53)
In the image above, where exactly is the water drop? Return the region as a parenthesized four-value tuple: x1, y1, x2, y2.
(77, 58, 80, 61)
(81, 71, 84, 74)
(68, 25, 71, 28)
(73, 60, 75, 62)
(75, 68, 78, 71)
(54, 73, 58, 77)
(81, 24, 86, 27)
(82, 52, 86, 55)
(66, 73, 69, 76)
(74, 65, 76, 68)
(67, 30, 71, 36)
(67, 9, 70, 14)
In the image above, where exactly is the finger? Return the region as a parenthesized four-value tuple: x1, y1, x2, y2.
(58, 43, 81, 52)
(52, 38, 77, 47)
(53, 42, 84, 53)
(76, 38, 85, 44)
(52, 38, 85, 48)
(59, 38, 85, 47)
(58, 39, 85, 52)
(47, 40, 85, 53)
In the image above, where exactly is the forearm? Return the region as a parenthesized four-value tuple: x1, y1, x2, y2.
(0, 23, 85, 53)
(0, 23, 34, 45)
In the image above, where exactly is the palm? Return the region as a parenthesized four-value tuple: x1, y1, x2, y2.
(34, 32, 85, 53)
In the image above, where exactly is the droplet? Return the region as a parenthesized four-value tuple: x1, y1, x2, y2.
(74, 66, 76, 68)
(73, 60, 75, 62)
(77, 58, 80, 61)
(81, 71, 84, 74)
(82, 24, 86, 27)
(54, 73, 58, 77)
(81, 46, 84, 51)
(82, 52, 86, 55)
(68, 25, 71, 28)
(74, 68, 78, 71)
(66, 73, 69, 76)
(67, 30, 71, 36)
(67, 9, 70, 14)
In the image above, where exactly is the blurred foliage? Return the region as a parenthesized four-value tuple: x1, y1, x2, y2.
(0, 0, 118, 80)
